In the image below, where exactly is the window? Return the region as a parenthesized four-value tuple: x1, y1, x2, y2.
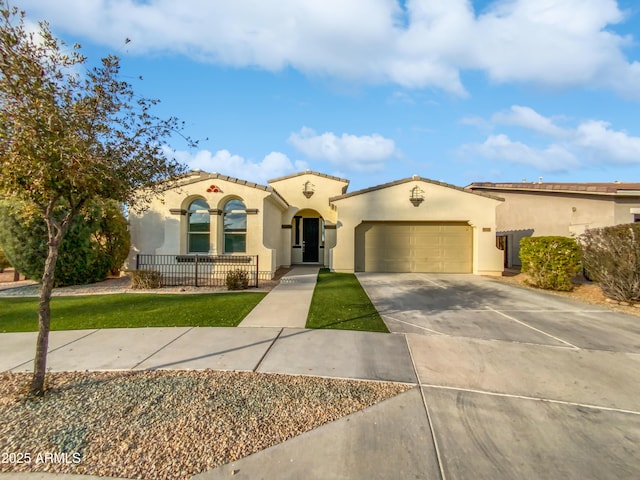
(188, 199, 210, 253)
(224, 199, 247, 253)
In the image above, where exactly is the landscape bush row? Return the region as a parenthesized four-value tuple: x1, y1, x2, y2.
(520, 223, 640, 302)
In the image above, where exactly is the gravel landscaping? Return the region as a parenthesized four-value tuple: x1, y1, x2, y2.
(0, 370, 411, 479)
(492, 270, 640, 317)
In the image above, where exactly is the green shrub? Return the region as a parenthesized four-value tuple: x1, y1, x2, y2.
(579, 223, 640, 302)
(0, 246, 10, 272)
(226, 269, 249, 290)
(519, 236, 582, 291)
(0, 199, 130, 286)
(128, 270, 162, 289)
(91, 203, 131, 276)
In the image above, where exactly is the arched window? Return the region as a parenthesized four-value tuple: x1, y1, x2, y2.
(187, 199, 210, 253)
(223, 199, 246, 253)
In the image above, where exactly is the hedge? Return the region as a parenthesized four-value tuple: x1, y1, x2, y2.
(519, 236, 582, 291)
(580, 223, 640, 302)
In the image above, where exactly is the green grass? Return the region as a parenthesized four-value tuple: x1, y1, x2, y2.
(0, 292, 266, 332)
(306, 269, 388, 332)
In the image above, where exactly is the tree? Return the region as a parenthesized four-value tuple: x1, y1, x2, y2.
(0, 3, 191, 395)
(0, 198, 130, 285)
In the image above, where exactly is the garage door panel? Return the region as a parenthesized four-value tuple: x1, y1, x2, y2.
(358, 222, 472, 273)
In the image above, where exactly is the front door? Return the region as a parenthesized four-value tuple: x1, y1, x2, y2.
(303, 218, 319, 263)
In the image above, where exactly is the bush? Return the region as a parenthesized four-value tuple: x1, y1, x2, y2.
(91, 202, 131, 276)
(520, 236, 582, 291)
(579, 223, 640, 302)
(128, 270, 162, 289)
(226, 269, 249, 290)
(0, 246, 10, 272)
(0, 199, 130, 286)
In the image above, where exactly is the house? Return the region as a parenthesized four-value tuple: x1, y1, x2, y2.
(467, 181, 640, 267)
(128, 170, 505, 279)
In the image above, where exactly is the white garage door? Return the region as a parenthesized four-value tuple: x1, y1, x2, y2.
(356, 222, 473, 273)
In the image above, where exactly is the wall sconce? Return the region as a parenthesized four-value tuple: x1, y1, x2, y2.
(410, 185, 425, 206)
(303, 181, 315, 198)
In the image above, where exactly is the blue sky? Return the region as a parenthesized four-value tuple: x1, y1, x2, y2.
(16, 0, 640, 191)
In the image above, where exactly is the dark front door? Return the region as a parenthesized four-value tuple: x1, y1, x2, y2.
(303, 218, 320, 263)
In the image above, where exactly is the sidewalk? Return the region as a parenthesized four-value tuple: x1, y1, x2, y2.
(2, 327, 415, 383)
(239, 266, 320, 328)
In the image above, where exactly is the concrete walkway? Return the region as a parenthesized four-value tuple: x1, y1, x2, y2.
(239, 266, 320, 328)
(1, 327, 415, 383)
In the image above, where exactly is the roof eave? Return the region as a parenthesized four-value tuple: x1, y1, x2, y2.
(331, 176, 504, 203)
(268, 170, 350, 185)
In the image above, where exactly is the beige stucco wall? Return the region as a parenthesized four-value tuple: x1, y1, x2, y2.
(491, 191, 615, 237)
(270, 172, 345, 224)
(128, 174, 287, 277)
(270, 172, 347, 266)
(614, 197, 640, 224)
(331, 180, 504, 275)
(471, 189, 640, 267)
(262, 196, 286, 272)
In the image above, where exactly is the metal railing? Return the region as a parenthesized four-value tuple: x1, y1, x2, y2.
(135, 254, 260, 287)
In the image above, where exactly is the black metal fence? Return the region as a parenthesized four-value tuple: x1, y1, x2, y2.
(135, 254, 260, 287)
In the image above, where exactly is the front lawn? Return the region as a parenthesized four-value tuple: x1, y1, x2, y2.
(306, 269, 388, 332)
(0, 292, 266, 332)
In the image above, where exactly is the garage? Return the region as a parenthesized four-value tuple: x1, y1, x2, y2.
(355, 221, 472, 273)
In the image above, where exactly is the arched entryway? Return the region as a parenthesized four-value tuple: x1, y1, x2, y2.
(291, 209, 324, 265)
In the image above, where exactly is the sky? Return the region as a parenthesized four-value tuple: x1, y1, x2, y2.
(14, 0, 640, 192)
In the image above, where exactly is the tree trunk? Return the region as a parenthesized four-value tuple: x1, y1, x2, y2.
(29, 222, 63, 396)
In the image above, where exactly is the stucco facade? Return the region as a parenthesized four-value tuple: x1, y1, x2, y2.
(331, 177, 504, 275)
(467, 182, 640, 267)
(129, 171, 505, 277)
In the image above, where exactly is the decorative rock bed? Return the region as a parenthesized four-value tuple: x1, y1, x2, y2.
(0, 370, 410, 480)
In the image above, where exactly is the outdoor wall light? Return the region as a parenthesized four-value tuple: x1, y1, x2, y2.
(303, 181, 315, 198)
(410, 185, 425, 206)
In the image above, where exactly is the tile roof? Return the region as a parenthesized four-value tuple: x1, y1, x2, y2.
(330, 176, 504, 202)
(268, 170, 350, 185)
(468, 182, 640, 196)
(173, 171, 290, 206)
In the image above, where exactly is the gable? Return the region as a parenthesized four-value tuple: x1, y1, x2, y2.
(331, 176, 503, 204)
(159, 171, 288, 211)
(268, 171, 349, 215)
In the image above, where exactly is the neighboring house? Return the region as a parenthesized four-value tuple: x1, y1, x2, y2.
(467, 181, 640, 267)
(128, 170, 505, 279)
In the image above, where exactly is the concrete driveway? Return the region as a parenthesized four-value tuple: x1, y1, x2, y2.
(358, 273, 640, 480)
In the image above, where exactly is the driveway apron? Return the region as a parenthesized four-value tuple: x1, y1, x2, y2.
(358, 272, 640, 479)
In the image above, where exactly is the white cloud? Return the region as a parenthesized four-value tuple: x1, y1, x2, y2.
(168, 148, 307, 184)
(288, 127, 398, 172)
(470, 134, 578, 172)
(574, 120, 640, 164)
(462, 106, 640, 171)
(492, 106, 568, 138)
(17, 0, 640, 99)
(469, 0, 631, 89)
